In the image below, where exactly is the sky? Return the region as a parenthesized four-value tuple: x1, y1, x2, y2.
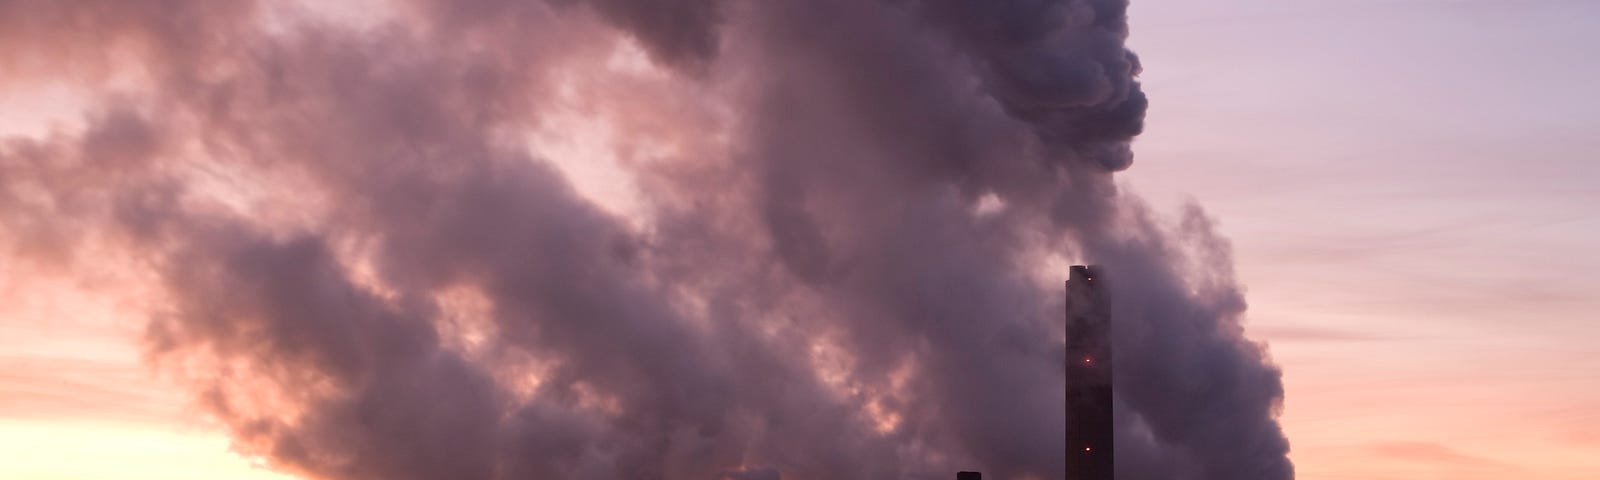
(1, 0, 1597, 479)
(1128, 1, 1600, 478)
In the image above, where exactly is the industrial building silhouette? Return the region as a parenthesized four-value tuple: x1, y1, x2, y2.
(960, 265, 1112, 480)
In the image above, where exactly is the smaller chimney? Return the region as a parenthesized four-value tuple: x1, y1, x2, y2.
(957, 472, 981, 480)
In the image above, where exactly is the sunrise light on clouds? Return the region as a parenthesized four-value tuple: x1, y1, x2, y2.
(2, 1, 1597, 479)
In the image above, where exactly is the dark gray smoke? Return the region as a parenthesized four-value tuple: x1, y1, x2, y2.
(0, 0, 1291, 479)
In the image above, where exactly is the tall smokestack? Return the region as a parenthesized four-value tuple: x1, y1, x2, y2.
(1067, 265, 1113, 480)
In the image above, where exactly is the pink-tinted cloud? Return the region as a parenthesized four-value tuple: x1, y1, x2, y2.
(0, 1, 1292, 479)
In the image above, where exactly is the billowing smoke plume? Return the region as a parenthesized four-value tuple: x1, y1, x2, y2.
(0, 0, 1291, 479)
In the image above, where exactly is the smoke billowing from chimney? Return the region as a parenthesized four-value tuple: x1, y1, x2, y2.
(0, 0, 1291, 479)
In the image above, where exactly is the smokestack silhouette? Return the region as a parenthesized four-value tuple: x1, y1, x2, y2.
(1068, 265, 1114, 479)
(0, 0, 1292, 479)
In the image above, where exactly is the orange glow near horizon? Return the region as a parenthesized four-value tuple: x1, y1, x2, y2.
(0, 419, 294, 480)
(4, 1, 1600, 479)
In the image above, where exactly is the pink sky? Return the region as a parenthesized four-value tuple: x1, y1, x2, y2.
(2, 1, 1598, 479)
(1128, 1, 1600, 478)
